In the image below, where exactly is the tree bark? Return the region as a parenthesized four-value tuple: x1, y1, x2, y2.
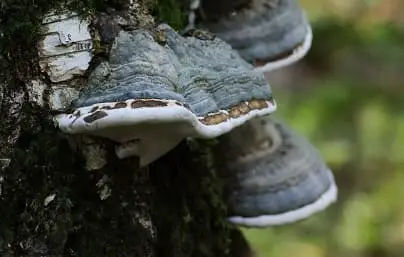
(0, 0, 254, 256)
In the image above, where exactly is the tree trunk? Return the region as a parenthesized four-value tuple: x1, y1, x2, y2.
(0, 0, 254, 256)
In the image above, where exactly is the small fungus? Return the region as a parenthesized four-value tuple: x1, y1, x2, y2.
(198, 0, 313, 72)
(213, 117, 337, 227)
(55, 24, 276, 166)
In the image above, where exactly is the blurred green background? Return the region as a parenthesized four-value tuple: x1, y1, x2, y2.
(242, 0, 404, 256)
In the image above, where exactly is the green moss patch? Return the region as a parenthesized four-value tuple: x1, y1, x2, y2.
(148, 0, 188, 30)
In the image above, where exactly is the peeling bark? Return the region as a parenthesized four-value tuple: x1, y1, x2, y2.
(0, 0, 254, 256)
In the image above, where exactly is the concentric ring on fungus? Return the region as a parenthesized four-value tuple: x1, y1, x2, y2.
(213, 117, 337, 227)
(55, 24, 276, 166)
(198, 0, 313, 72)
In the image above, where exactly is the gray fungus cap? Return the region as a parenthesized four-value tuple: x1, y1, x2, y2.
(198, 0, 313, 72)
(55, 24, 276, 166)
(213, 116, 337, 227)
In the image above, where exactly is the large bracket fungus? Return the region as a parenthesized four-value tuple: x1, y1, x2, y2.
(55, 24, 276, 167)
(197, 0, 312, 73)
(213, 117, 337, 227)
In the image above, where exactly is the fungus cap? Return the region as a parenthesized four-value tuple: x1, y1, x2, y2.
(214, 116, 337, 227)
(198, 0, 312, 72)
(55, 24, 276, 166)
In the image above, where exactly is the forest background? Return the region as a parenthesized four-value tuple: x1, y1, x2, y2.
(244, 0, 404, 256)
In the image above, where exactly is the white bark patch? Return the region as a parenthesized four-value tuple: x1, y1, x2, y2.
(49, 85, 79, 111)
(44, 193, 56, 206)
(96, 175, 111, 200)
(38, 11, 93, 83)
(29, 80, 46, 107)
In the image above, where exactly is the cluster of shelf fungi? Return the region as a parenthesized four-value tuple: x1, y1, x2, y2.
(37, 0, 338, 249)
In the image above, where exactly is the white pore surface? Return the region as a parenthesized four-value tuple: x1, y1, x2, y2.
(115, 133, 185, 167)
(254, 25, 313, 73)
(227, 171, 338, 228)
(55, 99, 277, 165)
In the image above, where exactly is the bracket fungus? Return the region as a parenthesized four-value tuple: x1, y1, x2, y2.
(54, 24, 276, 166)
(197, 0, 312, 73)
(214, 117, 337, 227)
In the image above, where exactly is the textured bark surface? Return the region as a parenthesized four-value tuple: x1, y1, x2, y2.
(0, 0, 254, 256)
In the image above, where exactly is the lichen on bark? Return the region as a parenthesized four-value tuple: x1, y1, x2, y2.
(0, 0, 254, 256)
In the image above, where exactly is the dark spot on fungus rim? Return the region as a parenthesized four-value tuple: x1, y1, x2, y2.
(113, 102, 127, 109)
(199, 113, 228, 125)
(174, 101, 184, 107)
(131, 100, 168, 108)
(83, 110, 108, 123)
(89, 106, 99, 113)
(100, 105, 113, 110)
(248, 99, 268, 110)
(228, 102, 250, 118)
